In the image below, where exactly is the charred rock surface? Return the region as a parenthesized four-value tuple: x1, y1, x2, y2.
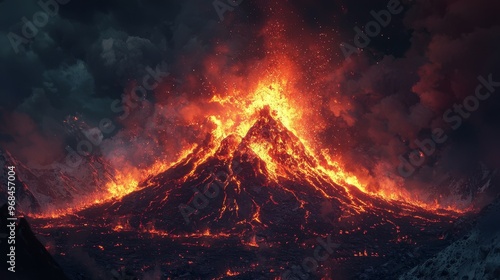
(29, 112, 465, 279)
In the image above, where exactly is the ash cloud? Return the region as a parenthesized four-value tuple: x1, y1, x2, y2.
(0, 0, 248, 213)
(0, 0, 230, 165)
(0, 0, 499, 209)
(325, 0, 500, 205)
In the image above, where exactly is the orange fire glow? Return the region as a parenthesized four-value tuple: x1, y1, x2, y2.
(196, 61, 467, 214)
(31, 18, 470, 220)
(33, 56, 467, 219)
(32, 145, 197, 219)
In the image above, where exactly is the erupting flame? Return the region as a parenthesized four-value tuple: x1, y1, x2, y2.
(32, 21, 468, 219)
(105, 144, 197, 199)
(34, 58, 466, 219)
(200, 61, 466, 214)
(33, 145, 197, 218)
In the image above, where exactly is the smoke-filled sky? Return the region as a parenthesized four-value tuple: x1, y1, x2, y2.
(1, 0, 499, 207)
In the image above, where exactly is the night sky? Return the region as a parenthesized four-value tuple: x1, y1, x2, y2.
(1, 0, 500, 208)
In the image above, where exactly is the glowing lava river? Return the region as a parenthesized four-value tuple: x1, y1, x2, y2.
(27, 80, 471, 279)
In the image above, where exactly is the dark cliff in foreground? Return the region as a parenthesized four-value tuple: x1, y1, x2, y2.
(0, 204, 68, 280)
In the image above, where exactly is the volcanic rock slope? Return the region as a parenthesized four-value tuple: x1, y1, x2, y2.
(399, 198, 500, 280)
(32, 110, 459, 279)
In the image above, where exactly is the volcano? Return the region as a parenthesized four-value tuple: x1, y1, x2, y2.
(30, 106, 461, 279)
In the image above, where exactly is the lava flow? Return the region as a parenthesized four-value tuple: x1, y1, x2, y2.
(29, 80, 466, 278)
(52, 64, 465, 218)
